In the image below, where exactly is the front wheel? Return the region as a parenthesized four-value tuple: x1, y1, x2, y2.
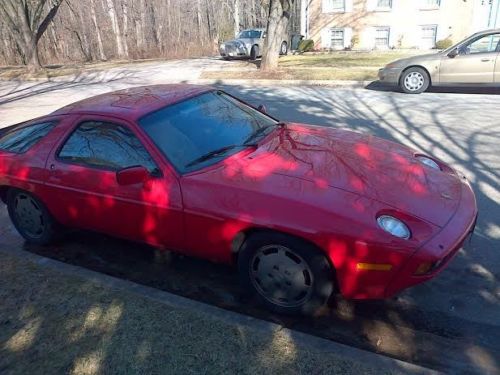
(400, 67, 430, 94)
(238, 232, 334, 315)
(279, 41, 288, 55)
(250, 45, 259, 60)
(7, 189, 58, 245)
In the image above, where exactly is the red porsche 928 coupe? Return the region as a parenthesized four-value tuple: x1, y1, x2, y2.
(0, 85, 477, 315)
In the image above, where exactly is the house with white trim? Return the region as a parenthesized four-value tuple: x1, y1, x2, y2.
(300, 0, 500, 50)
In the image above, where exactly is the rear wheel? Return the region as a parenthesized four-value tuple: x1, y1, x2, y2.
(238, 232, 334, 315)
(400, 67, 430, 94)
(7, 189, 58, 245)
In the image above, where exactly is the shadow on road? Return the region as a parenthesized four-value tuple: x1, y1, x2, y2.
(0, 80, 499, 374)
(366, 80, 500, 95)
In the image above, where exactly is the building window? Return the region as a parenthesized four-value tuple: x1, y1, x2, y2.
(421, 25, 437, 49)
(376, 0, 392, 9)
(330, 28, 345, 48)
(375, 27, 390, 47)
(323, 0, 346, 13)
(421, 0, 440, 9)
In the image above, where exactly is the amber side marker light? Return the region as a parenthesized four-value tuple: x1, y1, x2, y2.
(414, 262, 434, 275)
(356, 263, 393, 271)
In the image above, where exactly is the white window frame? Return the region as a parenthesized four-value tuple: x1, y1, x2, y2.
(374, 26, 391, 48)
(330, 28, 345, 49)
(322, 0, 347, 13)
(420, 0, 441, 10)
(420, 25, 438, 49)
(375, 0, 392, 11)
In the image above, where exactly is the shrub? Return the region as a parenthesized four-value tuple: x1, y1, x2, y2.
(435, 38, 453, 50)
(298, 39, 314, 53)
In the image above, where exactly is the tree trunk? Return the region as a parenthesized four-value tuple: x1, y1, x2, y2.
(261, 0, 292, 71)
(106, 0, 125, 58)
(90, 0, 106, 60)
(234, 0, 240, 36)
(27, 41, 42, 72)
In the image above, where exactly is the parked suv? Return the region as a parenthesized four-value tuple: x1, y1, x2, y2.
(379, 29, 500, 93)
(219, 28, 288, 60)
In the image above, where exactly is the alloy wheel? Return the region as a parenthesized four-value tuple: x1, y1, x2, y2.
(14, 193, 45, 238)
(404, 72, 425, 92)
(249, 244, 313, 308)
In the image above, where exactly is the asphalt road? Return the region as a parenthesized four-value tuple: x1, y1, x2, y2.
(0, 68, 499, 372)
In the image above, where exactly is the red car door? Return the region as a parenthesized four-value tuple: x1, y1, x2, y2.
(43, 115, 184, 249)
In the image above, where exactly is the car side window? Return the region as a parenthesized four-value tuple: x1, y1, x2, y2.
(58, 121, 158, 172)
(461, 34, 500, 55)
(0, 122, 55, 154)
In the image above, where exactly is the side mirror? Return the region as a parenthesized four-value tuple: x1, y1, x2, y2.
(447, 48, 459, 58)
(257, 104, 267, 113)
(116, 166, 149, 186)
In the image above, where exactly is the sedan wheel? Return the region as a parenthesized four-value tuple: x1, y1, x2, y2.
(238, 232, 334, 315)
(280, 41, 288, 55)
(400, 67, 430, 94)
(7, 189, 58, 245)
(250, 245, 313, 308)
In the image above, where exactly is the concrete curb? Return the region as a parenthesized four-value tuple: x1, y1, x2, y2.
(183, 78, 373, 88)
(0, 74, 373, 88)
(0, 244, 439, 374)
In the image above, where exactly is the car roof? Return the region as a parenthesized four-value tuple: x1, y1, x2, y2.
(241, 28, 265, 32)
(51, 84, 214, 121)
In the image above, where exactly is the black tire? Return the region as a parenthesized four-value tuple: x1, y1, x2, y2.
(279, 41, 288, 55)
(223, 56, 231, 61)
(250, 45, 259, 60)
(7, 189, 58, 245)
(238, 232, 334, 315)
(399, 67, 430, 94)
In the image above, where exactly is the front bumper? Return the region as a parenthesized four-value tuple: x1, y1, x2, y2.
(334, 174, 478, 300)
(378, 67, 403, 85)
(384, 176, 478, 298)
(220, 45, 249, 58)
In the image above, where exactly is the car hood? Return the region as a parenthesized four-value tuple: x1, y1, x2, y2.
(224, 38, 256, 46)
(224, 124, 461, 227)
(390, 52, 443, 67)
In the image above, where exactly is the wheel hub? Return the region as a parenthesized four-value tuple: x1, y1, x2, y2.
(404, 71, 425, 91)
(250, 245, 313, 308)
(14, 194, 45, 238)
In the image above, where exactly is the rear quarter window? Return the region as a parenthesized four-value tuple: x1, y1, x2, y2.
(0, 122, 56, 154)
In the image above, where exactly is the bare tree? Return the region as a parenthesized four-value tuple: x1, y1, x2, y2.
(0, 0, 298, 67)
(261, 0, 294, 71)
(0, 0, 65, 70)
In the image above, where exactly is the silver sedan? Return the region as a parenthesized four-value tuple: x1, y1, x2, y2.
(379, 29, 500, 93)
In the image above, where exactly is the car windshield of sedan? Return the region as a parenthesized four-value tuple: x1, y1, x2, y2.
(138, 91, 278, 173)
(238, 30, 261, 39)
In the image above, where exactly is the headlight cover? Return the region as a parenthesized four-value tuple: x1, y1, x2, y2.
(416, 155, 441, 170)
(377, 215, 411, 239)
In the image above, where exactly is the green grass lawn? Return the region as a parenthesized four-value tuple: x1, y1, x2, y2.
(202, 51, 424, 81)
(0, 251, 387, 375)
(202, 67, 379, 81)
(277, 51, 418, 68)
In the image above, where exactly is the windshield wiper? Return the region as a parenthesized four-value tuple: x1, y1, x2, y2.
(185, 145, 240, 168)
(243, 125, 277, 145)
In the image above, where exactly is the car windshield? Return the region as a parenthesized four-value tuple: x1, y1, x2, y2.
(138, 91, 278, 173)
(238, 30, 261, 39)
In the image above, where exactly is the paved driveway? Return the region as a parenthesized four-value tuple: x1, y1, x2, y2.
(0, 71, 499, 372)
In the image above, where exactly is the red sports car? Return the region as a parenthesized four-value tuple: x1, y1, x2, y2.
(0, 85, 477, 315)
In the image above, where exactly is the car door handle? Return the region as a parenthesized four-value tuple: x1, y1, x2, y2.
(481, 58, 491, 62)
